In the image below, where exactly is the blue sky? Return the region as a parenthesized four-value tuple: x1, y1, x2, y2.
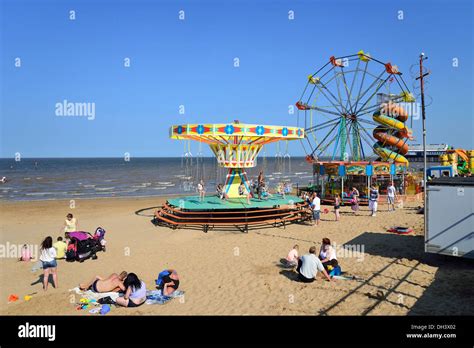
(1, 0, 472, 158)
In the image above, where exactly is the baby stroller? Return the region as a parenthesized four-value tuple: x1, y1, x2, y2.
(66, 229, 105, 262)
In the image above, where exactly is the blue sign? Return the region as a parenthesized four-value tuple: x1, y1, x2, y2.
(319, 164, 325, 175)
(338, 165, 346, 177)
(366, 165, 373, 176)
(390, 164, 396, 175)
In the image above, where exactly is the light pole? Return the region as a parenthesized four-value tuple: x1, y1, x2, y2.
(416, 53, 429, 236)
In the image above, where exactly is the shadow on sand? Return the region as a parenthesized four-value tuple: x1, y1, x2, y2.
(31, 274, 57, 289)
(317, 232, 474, 315)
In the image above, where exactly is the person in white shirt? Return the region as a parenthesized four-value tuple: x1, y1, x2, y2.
(285, 244, 299, 267)
(319, 238, 338, 271)
(311, 192, 321, 226)
(39, 236, 58, 291)
(387, 182, 397, 212)
(296, 246, 331, 282)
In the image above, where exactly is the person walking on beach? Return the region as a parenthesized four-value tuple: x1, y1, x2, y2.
(369, 185, 379, 217)
(387, 182, 397, 212)
(197, 179, 206, 202)
(311, 192, 321, 226)
(351, 187, 359, 214)
(334, 194, 341, 221)
(257, 170, 264, 200)
(39, 236, 58, 291)
(63, 213, 78, 233)
(296, 246, 331, 283)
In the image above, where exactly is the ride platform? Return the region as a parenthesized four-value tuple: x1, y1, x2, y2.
(154, 194, 311, 233)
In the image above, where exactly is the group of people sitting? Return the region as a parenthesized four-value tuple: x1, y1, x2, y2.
(284, 238, 338, 283)
(79, 269, 180, 308)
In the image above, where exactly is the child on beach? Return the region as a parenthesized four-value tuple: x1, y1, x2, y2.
(334, 195, 341, 221)
(369, 185, 379, 217)
(197, 180, 206, 202)
(286, 245, 299, 267)
(19, 244, 32, 262)
(351, 187, 359, 214)
(63, 213, 77, 233)
(53, 236, 67, 260)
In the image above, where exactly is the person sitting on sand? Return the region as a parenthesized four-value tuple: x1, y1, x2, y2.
(319, 238, 338, 272)
(285, 244, 299, 267)
(115, 273, 147, 307)
(239, 182, 251, 204)
(157, 269, 180, 296)
(79, 271, 128, 293)
(296, 246, 331, 283)
(63, 213, 78, 233)
(197, 180, 206, 202)
(19, 244, 32, 262)
(53, 236, 67, 260)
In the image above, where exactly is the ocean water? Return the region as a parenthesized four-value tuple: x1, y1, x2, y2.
(0, 157, 315, 201)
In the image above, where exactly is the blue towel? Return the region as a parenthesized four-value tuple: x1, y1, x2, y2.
(145, 289, 185, 305)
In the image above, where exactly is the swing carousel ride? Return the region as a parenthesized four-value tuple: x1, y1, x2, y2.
(296, 51, 416, 204)
(154, 122, 311, 232)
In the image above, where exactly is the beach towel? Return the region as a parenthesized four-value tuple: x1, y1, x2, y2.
(69, 287, 121, 302)
(145, 289, 185, 305)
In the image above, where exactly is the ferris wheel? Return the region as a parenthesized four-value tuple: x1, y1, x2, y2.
(296, 51, 415, 165)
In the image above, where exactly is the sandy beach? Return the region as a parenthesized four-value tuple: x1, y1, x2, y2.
(1, 196, 473, 316)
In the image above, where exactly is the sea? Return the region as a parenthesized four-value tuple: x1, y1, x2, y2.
(0, 157, 317, 201)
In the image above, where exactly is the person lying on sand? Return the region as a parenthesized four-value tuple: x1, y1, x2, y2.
(79, 271, 127, 293)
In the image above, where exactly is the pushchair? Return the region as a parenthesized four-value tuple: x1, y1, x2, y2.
(66, 228, 106, 262)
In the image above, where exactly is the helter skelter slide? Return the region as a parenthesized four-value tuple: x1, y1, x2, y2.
(296, 50, 415, 165)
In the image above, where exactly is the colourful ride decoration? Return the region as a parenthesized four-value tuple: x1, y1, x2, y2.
(170, 122, 304, 198)
(295, 51, 415, 165)
(439, 148, 474, 175)
(373, 100, 413, 165)
(295, 52, 418, 203)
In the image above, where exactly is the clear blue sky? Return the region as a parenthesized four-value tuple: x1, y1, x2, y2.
(1, 0, 472, 158)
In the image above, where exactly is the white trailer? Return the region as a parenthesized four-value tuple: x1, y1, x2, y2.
(425, 177, 474, 258)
